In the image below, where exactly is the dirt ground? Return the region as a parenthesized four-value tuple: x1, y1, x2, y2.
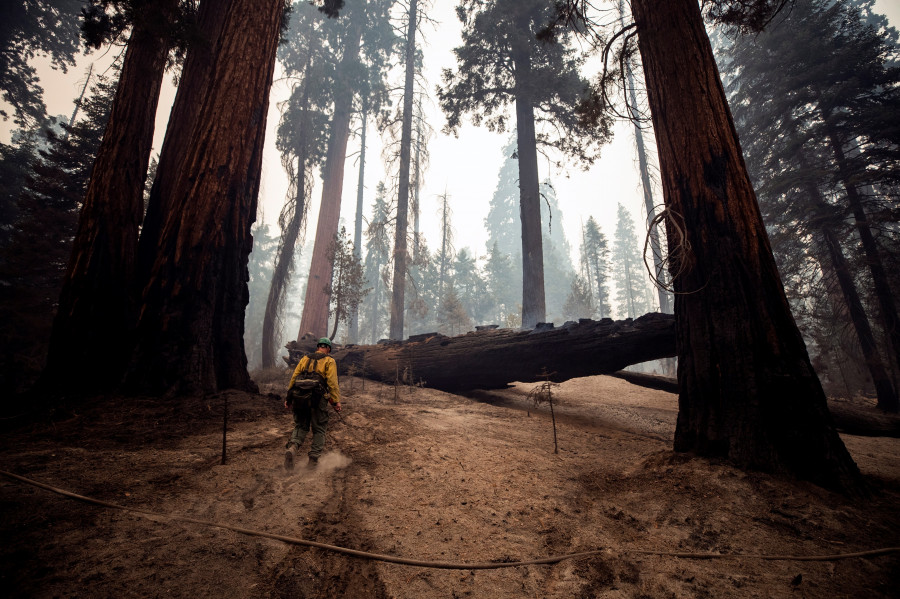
(1, 374, 898, 598)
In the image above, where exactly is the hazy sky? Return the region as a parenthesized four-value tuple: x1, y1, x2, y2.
(5, 0, 899, 280)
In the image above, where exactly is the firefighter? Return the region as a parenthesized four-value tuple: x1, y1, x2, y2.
(284, 337, 341, 470)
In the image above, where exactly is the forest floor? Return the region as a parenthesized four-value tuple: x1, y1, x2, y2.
(1, 374, 899, 598)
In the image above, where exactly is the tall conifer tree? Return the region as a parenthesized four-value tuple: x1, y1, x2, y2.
(440, 0, 611, 328)
(547, 0, 865, 490)
(45, 0, 180, 393)
(612, 203, 652, 319)
(128, 0, 285, 395)
(720, 0, 900, 411)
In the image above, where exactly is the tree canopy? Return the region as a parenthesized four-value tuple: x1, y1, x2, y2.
(1, 0, 83, 127)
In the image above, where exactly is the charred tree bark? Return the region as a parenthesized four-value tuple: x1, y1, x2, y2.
(290, 313, 675, 391)
(44, 0, 177, 393)
(298, 20, 364, 339)
(127, 0, 283, 395)
(631, 0, 863, 493)
(388, 0, 417, 340)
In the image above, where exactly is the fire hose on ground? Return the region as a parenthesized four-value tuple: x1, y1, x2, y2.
(1, 469, 898, 570)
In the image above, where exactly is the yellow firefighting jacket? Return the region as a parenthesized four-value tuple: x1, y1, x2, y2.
(289, 351, 341, 405)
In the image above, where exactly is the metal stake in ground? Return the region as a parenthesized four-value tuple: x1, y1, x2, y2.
(221, 392, 228, 465)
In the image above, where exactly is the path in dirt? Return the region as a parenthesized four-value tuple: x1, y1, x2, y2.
(1, 375, 898, 598)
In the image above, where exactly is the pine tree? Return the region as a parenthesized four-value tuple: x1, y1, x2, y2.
(387, 0, 420, 340)
(361, 182, 392, 344)
(410, 91, 432, 254)
(439, 285, 470, 337)
(562, 275, 594, 322)
(540, 179, 576, 322)
(261, 2, 333, 367)
(719, 0, 900, 411)
(483, 136, 521, 260)
(439, 0, 611, 327)
(612, 204, 651, 319)
(453, 247, 487, 325)
(0, 71, 117, 398)
(616, 0, 671, 314)
(326, 226, 370, 341)
(581, 216, 611, 319)
(1, 0, 83, 127)
(405, 239, 438, 336)
(484, 138, 576, 323)
(0, 132, 41, 248)
(299, 0, 394, 339)
(348, 0, 395, 343)
(483, 241, 519, 326)
(436, 190, 454, 303)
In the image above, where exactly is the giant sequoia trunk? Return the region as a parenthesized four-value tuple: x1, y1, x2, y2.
(630, 0, 862, 492)
(44, 0, 177, 393)
(513, 42, 546, 329)
(137, 0, 229, 287)
(388, 0, 417, 340)
(126, 0, 283, 395)
(290, 313, 675, 391)
(298, 21, 364, 339)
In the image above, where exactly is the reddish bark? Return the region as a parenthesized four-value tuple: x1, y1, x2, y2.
(44, 0, 178, 392)
(137, 0, 230, 286)
(631, 0, 862, 492)
(297, 21, 364, 339)
(127, 0, 283, 395)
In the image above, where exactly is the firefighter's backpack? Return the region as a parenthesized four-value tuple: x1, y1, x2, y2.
(287, 357, 327, 407)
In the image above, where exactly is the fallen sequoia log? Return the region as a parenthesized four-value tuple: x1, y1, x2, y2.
(286, 312, 676, 392)
(609, 370, 679, 393)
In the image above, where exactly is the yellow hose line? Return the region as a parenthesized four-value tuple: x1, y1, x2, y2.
(2, 469, 897, 570)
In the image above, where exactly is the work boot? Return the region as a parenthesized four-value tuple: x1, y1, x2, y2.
(284, 444, 298, 471)
(307, 455, 319, 469)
